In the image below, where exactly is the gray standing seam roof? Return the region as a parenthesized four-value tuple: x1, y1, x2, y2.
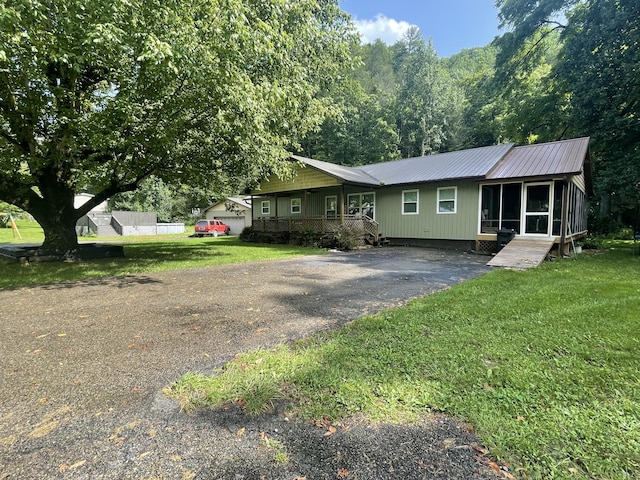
(294, 144, 515, 186)
(359, 143, 514, 185)
(292, 138, 589, 187)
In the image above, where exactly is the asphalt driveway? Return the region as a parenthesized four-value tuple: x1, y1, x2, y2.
(0, 246, 496, 479)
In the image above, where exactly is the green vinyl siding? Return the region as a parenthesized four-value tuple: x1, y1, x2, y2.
(375, 181, 480, 240)
(254, 164, 340, 194)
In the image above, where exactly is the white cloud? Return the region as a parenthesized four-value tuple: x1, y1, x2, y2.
(352, 14, 416, 45)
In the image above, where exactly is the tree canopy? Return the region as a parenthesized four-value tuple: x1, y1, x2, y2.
(0, 0, 356, 252)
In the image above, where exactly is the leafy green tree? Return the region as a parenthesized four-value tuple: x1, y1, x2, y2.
(494, 0, 640, 227)
(108, 176, 175, 222)
(556, 0, 640, 222)
(0, 0, 355, 254)
(298, 76, 399, 166)
(393, 28, 465, 157)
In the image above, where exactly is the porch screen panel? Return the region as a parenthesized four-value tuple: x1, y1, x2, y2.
(481, 185, 500, 233)
(553, 181, 564, 236)
(568, 182, 587, 235)
(501, 183, 521, 233)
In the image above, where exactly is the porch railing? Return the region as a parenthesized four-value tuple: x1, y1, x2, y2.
(252, 215, 379, 243)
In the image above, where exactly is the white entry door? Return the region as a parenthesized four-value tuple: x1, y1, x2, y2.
(523, 183, 552, 235)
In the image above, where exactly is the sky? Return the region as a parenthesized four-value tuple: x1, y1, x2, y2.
(339, 0, 503, 58)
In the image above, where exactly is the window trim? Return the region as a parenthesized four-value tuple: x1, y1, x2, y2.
(325, 195, 338, 217)
(261, 200, 271, 216)
(290, 197, 301, 214)
(437, 186, 457, 214)
(402, 189, 419, 215)
(347, 192, 375, 219)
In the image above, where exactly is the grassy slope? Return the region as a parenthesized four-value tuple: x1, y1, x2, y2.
(169, 243, 640, 479)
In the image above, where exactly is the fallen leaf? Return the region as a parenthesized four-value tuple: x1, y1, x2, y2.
(236, 427, 245, 436)
(171, 455, 182, 462)
(137, 451, 152, 460)
(337, 468, 350, 478)
(516, 416, 525, 421)
(472, 444, 490, 455)
(127, 343, 136, 349)
(324, 425, 337, 436)
(39, 398, 47, 404)
(36, 333, 51, 339)
(488, 461, 501, 473)
(59, 464, 68, 472)
(68, 460, 86, 470)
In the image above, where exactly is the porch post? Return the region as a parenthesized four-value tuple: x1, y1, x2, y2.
(250, 194, 254, 226)
(340, 185, 345, 225)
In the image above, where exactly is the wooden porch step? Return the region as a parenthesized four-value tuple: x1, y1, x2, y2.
(487, 237, 555, 269)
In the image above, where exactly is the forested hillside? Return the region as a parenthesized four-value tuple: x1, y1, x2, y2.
(296, 0, 639, 231)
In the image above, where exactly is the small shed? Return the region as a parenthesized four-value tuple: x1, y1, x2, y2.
(203, 197, 252, 235)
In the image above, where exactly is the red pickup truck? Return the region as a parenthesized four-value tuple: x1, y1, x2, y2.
(193, 219, 230, 237)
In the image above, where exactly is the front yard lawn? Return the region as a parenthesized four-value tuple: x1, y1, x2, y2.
(0, 232, 322, 289)
(168, 242, 640, 479)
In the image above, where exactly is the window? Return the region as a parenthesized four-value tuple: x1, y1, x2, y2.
(402, 190, 419, 214)
(261, 200, 270, 215)
(325, 196, 337, 217)
(291, 198, 301, 214)
(437, 187, 457, 214)
(347, 193, 375, 218)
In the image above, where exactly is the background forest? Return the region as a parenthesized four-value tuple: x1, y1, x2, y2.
(297, 0, 639, 234)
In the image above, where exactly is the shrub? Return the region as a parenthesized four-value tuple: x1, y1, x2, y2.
(300, 226, 319, 248)
(333, 223, 363, 251)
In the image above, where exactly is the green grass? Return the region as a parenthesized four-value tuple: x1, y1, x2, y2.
(0, 220, 322, 289)
(0, 219, 45, 244)
(167, 242, 640, 479)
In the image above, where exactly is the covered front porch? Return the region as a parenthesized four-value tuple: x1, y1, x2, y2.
(250, 213, 382, 246)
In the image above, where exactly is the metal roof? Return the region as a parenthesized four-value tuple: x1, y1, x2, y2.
(359, 143, 515, 185)
(290, 138, 590, 187)
(486, 137, 590, 180)
(292, 155, 381, 186)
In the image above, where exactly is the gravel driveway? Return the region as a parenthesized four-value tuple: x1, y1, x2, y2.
(0, 246, 498, 479)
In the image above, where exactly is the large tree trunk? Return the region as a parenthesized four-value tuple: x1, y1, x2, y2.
(27, 175, 81, 256)
(38, 214, 80, 254)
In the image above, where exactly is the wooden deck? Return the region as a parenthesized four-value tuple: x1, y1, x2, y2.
(487, 237, 556, 269)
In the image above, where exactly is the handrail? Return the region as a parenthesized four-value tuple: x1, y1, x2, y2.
(111, 215, 123, 235)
